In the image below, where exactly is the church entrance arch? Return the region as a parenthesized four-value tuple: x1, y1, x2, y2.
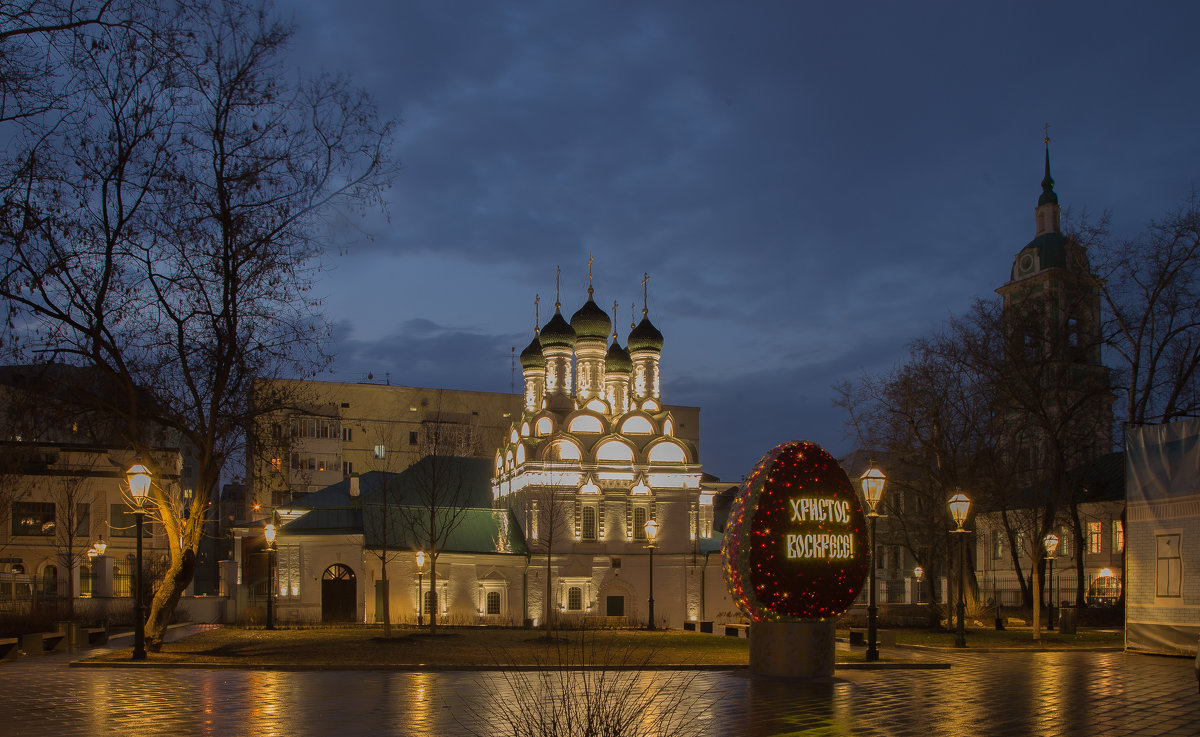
(321, 564, 357, 623)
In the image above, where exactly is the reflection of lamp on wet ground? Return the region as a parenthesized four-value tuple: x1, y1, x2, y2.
(126, 464, 152, 661)
(416, 551, 426, 627)
(948, 491, 971, 648)
(644, 519, 658, 631)
(1044, 532, 1060, 630)
(860, 465, 886, 662)
(264, 523, 277, 631)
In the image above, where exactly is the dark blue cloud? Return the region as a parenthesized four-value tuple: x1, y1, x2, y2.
(276, 1, 1200, 479)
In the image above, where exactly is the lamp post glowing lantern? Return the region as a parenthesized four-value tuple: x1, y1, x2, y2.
(1044, 532, 1060, 629)
(643, 519, 659, 630)
(416, 551, 426, 627)
(947, 491, 971, 648)
(264, 523, 277, 631)
(722, 441, 871, 677)
(125, 464, 151, 660)
(860, 465, 886, 662)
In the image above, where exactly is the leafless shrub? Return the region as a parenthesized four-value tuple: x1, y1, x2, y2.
(464, 630, 717, 737)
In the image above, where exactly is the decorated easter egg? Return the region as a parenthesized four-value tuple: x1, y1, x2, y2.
(721, 440, 870, 621)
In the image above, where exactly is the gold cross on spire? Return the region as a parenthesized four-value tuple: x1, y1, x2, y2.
(534, 294, 540, 334)
(555, 266, 561, 310)
(1044, 122, 1051, 145)
(587, 251, 595, 297)
(641, 272, 650, 317)
(611, 300, 619, 340)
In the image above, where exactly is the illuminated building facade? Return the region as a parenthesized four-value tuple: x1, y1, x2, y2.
(492, 279, 729, 628)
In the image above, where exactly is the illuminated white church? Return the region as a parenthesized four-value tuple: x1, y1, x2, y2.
(230, 273, 736, 630)
(492, 277, 731, 627)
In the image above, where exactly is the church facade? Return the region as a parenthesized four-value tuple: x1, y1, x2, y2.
(231, 279, 737, 629)
(491, 283, 730, 628)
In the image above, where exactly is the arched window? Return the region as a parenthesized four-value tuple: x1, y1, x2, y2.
(620, 416, 654, 434)
(535, 417, 553, 436)
(551, 440, 581, 461)
(42, 565, 58, 596)
(648, 442, 687, 463)
(596, 440, 634, 462)
(486, 591, 501, 615)
(582, 507, 597, 541)
(567, 586, 583, 611)
(568, 414, 604, 433)
(516, 444, 527, 464)
(633, 507, 648, 541)
(424, 589, 438, 615)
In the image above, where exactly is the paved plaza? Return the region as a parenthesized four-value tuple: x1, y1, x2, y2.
(1, 633, 1196, 736)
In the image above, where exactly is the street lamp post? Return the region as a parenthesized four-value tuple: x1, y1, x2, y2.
(416, 551, 426, 627)
(860, 466, 886, 662)
(126, 464, 151, 661)
(643, 519, 659, 631)
(264, 523, 277, 631)
(993, 534, 1005, 631)
(1044, 532, 1060, 630)
(948, 491, 972, 649)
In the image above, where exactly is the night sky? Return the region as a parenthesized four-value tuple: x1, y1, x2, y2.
(275, 1, 1200, 481)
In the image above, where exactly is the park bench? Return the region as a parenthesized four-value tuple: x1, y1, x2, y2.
(848, 628, 896, 648)
(19, 631, 66, 655)
(83, 627, 108, 646)
(724, 623, 749, 638)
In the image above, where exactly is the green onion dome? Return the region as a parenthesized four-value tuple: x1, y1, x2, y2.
(627, 316, 663, 353)
(519, 335, 544, 369)
(540, 309, 577, 349)
(570, 297, 612, 341)
(605, 340, 632, 373)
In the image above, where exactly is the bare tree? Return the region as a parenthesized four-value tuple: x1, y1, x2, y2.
(399, 392, 486, 635)
(361, 427, 409, 637)
(1088, 198, 1200, 428)
(47, 462, 98, 616)
(510, 470, 576, 634)
(0, 0, 395, 650)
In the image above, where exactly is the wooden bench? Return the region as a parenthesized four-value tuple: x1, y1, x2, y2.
(0, 637, 17, 661)
(724, 623, 750, 638)
(848, 628, 896, 648)
(41, 631, 66, 653)
(83, 627, 108, 646)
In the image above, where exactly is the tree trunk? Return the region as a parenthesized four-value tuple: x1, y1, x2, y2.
(428, 553, 438, 636)
(145, 548, 196, 651)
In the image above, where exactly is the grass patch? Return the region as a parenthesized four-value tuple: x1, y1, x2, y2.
(82, 626, 763, 667)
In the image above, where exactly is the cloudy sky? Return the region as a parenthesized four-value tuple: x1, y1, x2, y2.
(275, 1, 1200, 481)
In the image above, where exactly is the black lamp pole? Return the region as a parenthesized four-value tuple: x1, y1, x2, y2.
(133, 507, 146, 660)
(955, 530, 967, 648)
(646, 543, 656, 631)
(1047, 555, 1055, 630)
(867, 513, 879, 661)
(266, 543, 276, 631)
(993, 550, 1004, 631)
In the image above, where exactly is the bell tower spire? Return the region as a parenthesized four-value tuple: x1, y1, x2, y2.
(1035, 124, 1061, 236)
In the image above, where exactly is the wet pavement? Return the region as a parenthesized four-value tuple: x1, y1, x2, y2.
(1, 631, 1197, 736)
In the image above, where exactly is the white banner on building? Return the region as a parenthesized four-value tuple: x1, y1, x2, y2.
(1126, 418, 1200, 655)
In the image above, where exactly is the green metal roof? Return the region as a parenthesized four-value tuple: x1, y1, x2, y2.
(362, 505, 529, 555)
(279, 456, 527, 555)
